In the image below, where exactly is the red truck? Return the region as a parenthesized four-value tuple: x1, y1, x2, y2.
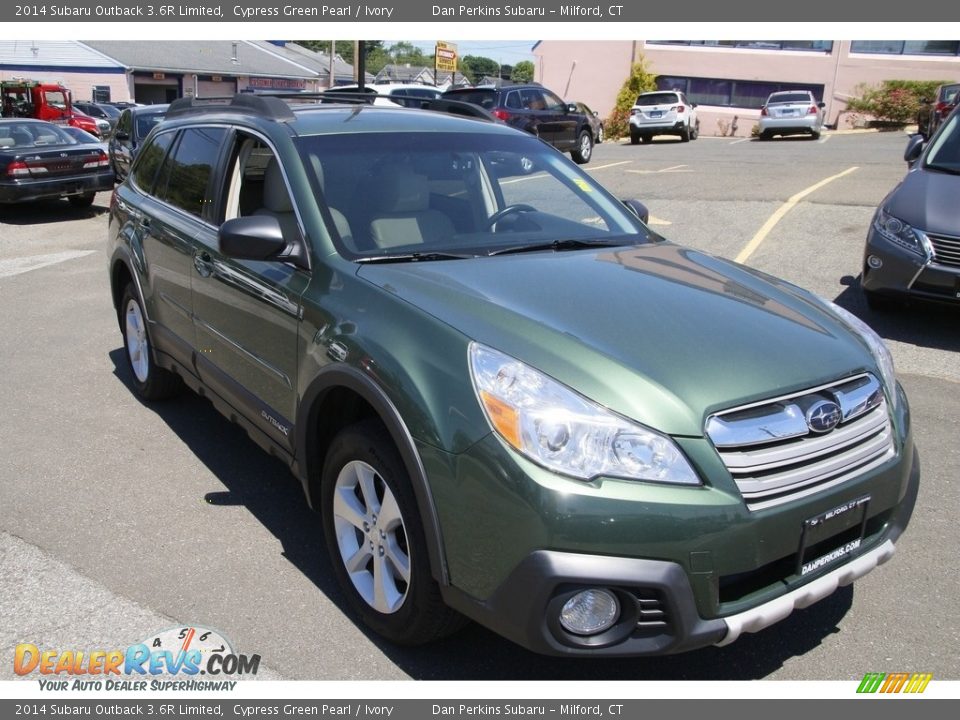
(1, 79, 102, 137)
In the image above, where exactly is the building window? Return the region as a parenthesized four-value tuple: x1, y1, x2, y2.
(850, 40, 960, 56)
(647, 40, 833, 53)
(657, 76, 825, 110)
(92, 86, 111, 103)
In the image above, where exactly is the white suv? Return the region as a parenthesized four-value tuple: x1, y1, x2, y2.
(629, 90, 699, 144)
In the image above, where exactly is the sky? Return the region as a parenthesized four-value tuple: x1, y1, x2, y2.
(407, 40, 537, 67)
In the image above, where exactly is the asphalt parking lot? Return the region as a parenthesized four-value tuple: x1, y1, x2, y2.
(1, 129, 958, 682)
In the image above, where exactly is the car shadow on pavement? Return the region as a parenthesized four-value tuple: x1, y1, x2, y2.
(835, 276, 960, 354)
(0, 198, 109, 225)
(108, 348, 858, 681)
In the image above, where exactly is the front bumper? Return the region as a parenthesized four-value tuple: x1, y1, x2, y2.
(441, 446, 917, 656)
(0, 171, 114, 204)
(862, 225, 960, 304)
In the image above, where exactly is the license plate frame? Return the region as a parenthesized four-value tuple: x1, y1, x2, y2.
(797, 495, 870, 577)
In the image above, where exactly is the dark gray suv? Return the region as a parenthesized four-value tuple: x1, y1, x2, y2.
(443, 83, 595, 164)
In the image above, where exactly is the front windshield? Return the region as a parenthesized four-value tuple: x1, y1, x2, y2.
(924, 113, 960, 173)
(294, 131, 651, 260)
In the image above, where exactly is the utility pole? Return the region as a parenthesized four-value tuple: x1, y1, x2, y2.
(328, 40, 335, 89)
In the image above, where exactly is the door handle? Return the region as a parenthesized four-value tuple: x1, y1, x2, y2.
(193, 253, 214, 278)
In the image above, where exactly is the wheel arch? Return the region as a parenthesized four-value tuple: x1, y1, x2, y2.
(296, 365, 449, 585)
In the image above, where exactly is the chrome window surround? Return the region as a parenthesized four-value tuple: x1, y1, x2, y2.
(706, 374, 895, 511)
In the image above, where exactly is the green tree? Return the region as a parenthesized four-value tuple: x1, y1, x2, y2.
(606, 57, 658, 140)
(460, 55, 500, 84)
(292, 40, 386, 69)
(511, 61, 534, 83)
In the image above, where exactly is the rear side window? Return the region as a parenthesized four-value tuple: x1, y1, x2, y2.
(447, 90, 496, 109)
(132, 131, 174, 192)
(153, 127, 227, 220)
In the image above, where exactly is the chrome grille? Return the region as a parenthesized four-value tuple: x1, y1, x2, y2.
(928, 232, 960, 269)
(706, 374, 895, 511)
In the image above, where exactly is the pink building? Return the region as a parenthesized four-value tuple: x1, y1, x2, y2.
(533, 40, 960, 136)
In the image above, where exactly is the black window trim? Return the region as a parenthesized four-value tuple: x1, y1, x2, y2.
(210, 125, 314, 272)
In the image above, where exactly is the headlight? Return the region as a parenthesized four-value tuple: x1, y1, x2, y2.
(823, 300, 897, 394)
(468, 343, 700, 485)
(872, 208, 930, 258)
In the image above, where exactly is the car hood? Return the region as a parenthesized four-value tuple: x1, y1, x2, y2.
(886, 166, 960, 236)
(357, 244, 876, 436)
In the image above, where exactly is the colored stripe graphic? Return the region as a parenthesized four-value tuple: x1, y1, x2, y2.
(857, 672, 932, 694)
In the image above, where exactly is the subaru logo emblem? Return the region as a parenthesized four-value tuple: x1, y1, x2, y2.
(806, 400, 842, 433)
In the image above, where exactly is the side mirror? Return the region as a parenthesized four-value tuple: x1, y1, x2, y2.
(114, 130, 129, 141)
(592, 110, 599, 118)
(622, 199, 649, 224)
(904, 134, 925, 164)
(566, 103, 577, 113)
(691, 102, 698, 109)
(219, 215, 286, 260)
(817, 102, 826, 109)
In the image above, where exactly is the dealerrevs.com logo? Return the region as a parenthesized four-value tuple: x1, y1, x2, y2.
(14, 626, 260, 691)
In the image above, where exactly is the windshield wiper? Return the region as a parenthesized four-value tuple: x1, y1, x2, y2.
(486, 238, 630, 257)
(356, 251, 474, 264)
(924, 163, 960, 176)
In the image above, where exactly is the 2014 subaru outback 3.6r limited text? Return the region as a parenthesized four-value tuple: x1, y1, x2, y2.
(108, 94, 918, 657)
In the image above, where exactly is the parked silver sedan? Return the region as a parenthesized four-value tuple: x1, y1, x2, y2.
(758, 91, 826, 140)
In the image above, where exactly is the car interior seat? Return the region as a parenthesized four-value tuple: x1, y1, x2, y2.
(254, 157, 303, 245)
(367, 165, 455, 249)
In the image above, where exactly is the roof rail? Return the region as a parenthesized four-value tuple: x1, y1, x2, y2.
(164, 92, 495, 124)
(166, 94, 296, 122)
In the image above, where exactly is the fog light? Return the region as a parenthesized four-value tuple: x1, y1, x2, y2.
(867, 255, 883, 269)
(559, 589, 620, 635)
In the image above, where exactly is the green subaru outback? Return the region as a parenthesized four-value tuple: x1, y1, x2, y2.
(107, 94, 917, 657)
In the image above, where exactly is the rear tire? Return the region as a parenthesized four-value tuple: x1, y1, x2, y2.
(759, 130, 773, 141)
(629, 130, 640, 145)
(68, 192, 96, 208)
(321, 419, 464, 645)
(680, 124, 691, 142)
(119, 283, 180, 400)
(572, 129, 593, 164)
(596, 125, 604, 144)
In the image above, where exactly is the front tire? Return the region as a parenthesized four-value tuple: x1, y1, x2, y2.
(864, 289, 904, 312)
(572, 129, 593, 164)
(321, 419, 463, 645)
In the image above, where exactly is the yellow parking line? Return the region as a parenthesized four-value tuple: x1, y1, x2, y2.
(735, 166, 859, 264)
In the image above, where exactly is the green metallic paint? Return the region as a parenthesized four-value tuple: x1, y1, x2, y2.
(359, 243, 880, 437)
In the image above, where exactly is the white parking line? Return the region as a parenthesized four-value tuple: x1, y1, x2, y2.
(735, 166, 859, 264)
(0, 250, 95, 279)
(729, 138, 750, 145)
(819, 134, 833, 144)
(586, 161, 633, 172)
(625, 164, 691, 175)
